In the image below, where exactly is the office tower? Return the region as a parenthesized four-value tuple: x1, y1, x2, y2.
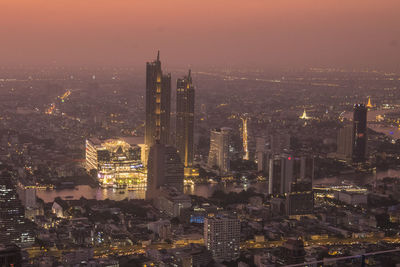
(352, 104, 368, 163)
(270, 133, 290, 154)
(286, 180, 314, 217)
(208, 128, 231, 174)
(145, 51, 171, 149)
(336, 124, 353, 161)
(0, 176, 33, 245)
(146, 143, 184, 200)
(241, 116, 249, 160)
(268, 155, 293, 195)
(176, 70, 195, 168)
(204, 216, 240, 262)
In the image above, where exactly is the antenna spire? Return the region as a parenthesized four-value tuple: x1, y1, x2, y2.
(157, 50, 160, 61)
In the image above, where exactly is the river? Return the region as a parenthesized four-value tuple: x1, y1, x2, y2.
(343, 107, 400, 139)
(36, 182, 267, 203)
(36, 169, 400, 203)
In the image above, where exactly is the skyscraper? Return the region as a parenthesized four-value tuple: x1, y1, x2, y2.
(146, 143, 184, 200)
(204, 216, 240, 262)
(176, 70, 195, 168)
(208, 128, 231, 174)
(145, 51, 171, 149)
(268, 155, 293, 195)
(352, 104, 368, 163)
(336, 124, 353, 161)
(0, 176, 33, 245)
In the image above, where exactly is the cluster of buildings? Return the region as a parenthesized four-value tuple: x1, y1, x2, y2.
(331, 103, 368, 164)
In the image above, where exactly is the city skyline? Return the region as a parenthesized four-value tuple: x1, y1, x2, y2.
(2, 2, 400, 266)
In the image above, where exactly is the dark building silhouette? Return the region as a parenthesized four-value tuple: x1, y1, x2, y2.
(286, 180, 314, 216)
(336, 124, 353, 162)
(352, 104, 368, 163)
(268, 155, 293, 195)
(146, 143, 184, 200)
(176, 70, 195, 168)
(280, 239, 306, 265)
(145, 51, 171, 149)
(0, 244, 22, 267)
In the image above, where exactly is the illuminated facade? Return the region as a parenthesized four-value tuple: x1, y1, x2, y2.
(176, 70, 195, 168)
(0, 176, 34, 245)
(241, 116, 249, 160)
(208, 128, 231, 174)
(366, 97, 373, 108)
(85, 137, 146, 187)
(299, 109, 310, 120)
(204, 216, 240, 262)
(145, 51, 171, 149)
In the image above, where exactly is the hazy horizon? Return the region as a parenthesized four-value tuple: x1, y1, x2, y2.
(1, 0, 400, 71)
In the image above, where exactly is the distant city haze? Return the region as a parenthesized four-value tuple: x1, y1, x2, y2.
(1, 0, 400, 70)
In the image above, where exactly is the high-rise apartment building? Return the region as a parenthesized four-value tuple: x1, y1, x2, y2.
(176, 70, 195, 168)
(146, 143, 184, 200)
(352, 104, 368, 163)
(204, 216, 240, 262)
(208, 128, 231, 174)
(0, 176, 34, 245)
(145, 51, 171, 149)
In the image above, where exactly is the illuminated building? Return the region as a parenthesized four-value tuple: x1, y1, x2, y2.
(204, 215, 240, 262)
(299, 109, 311, 120)
(0, 176, 34, 246)
(241, 116, 249, 160)
(146, 143, 184, 200)
(85, 137, 146, 187)
(208, 128, 231, 174)
(176, 70, 195, 169)
(145, 51, 171, 149)
(366, 97, 373, 108)
(352, 104, 368, 163)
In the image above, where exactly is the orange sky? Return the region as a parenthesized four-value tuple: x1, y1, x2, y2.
(1, 0, 399, 69)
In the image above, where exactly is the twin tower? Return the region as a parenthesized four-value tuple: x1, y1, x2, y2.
(145, 52, 194, 199)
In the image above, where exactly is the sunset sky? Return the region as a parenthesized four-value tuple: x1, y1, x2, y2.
(1, 0, 399, 70)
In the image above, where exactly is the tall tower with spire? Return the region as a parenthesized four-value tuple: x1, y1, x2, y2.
(176, 70, 195, 168)
(145, 51, 171, 150)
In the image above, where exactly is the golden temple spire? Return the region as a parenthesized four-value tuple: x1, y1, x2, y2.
(366, 97, 373, 108)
